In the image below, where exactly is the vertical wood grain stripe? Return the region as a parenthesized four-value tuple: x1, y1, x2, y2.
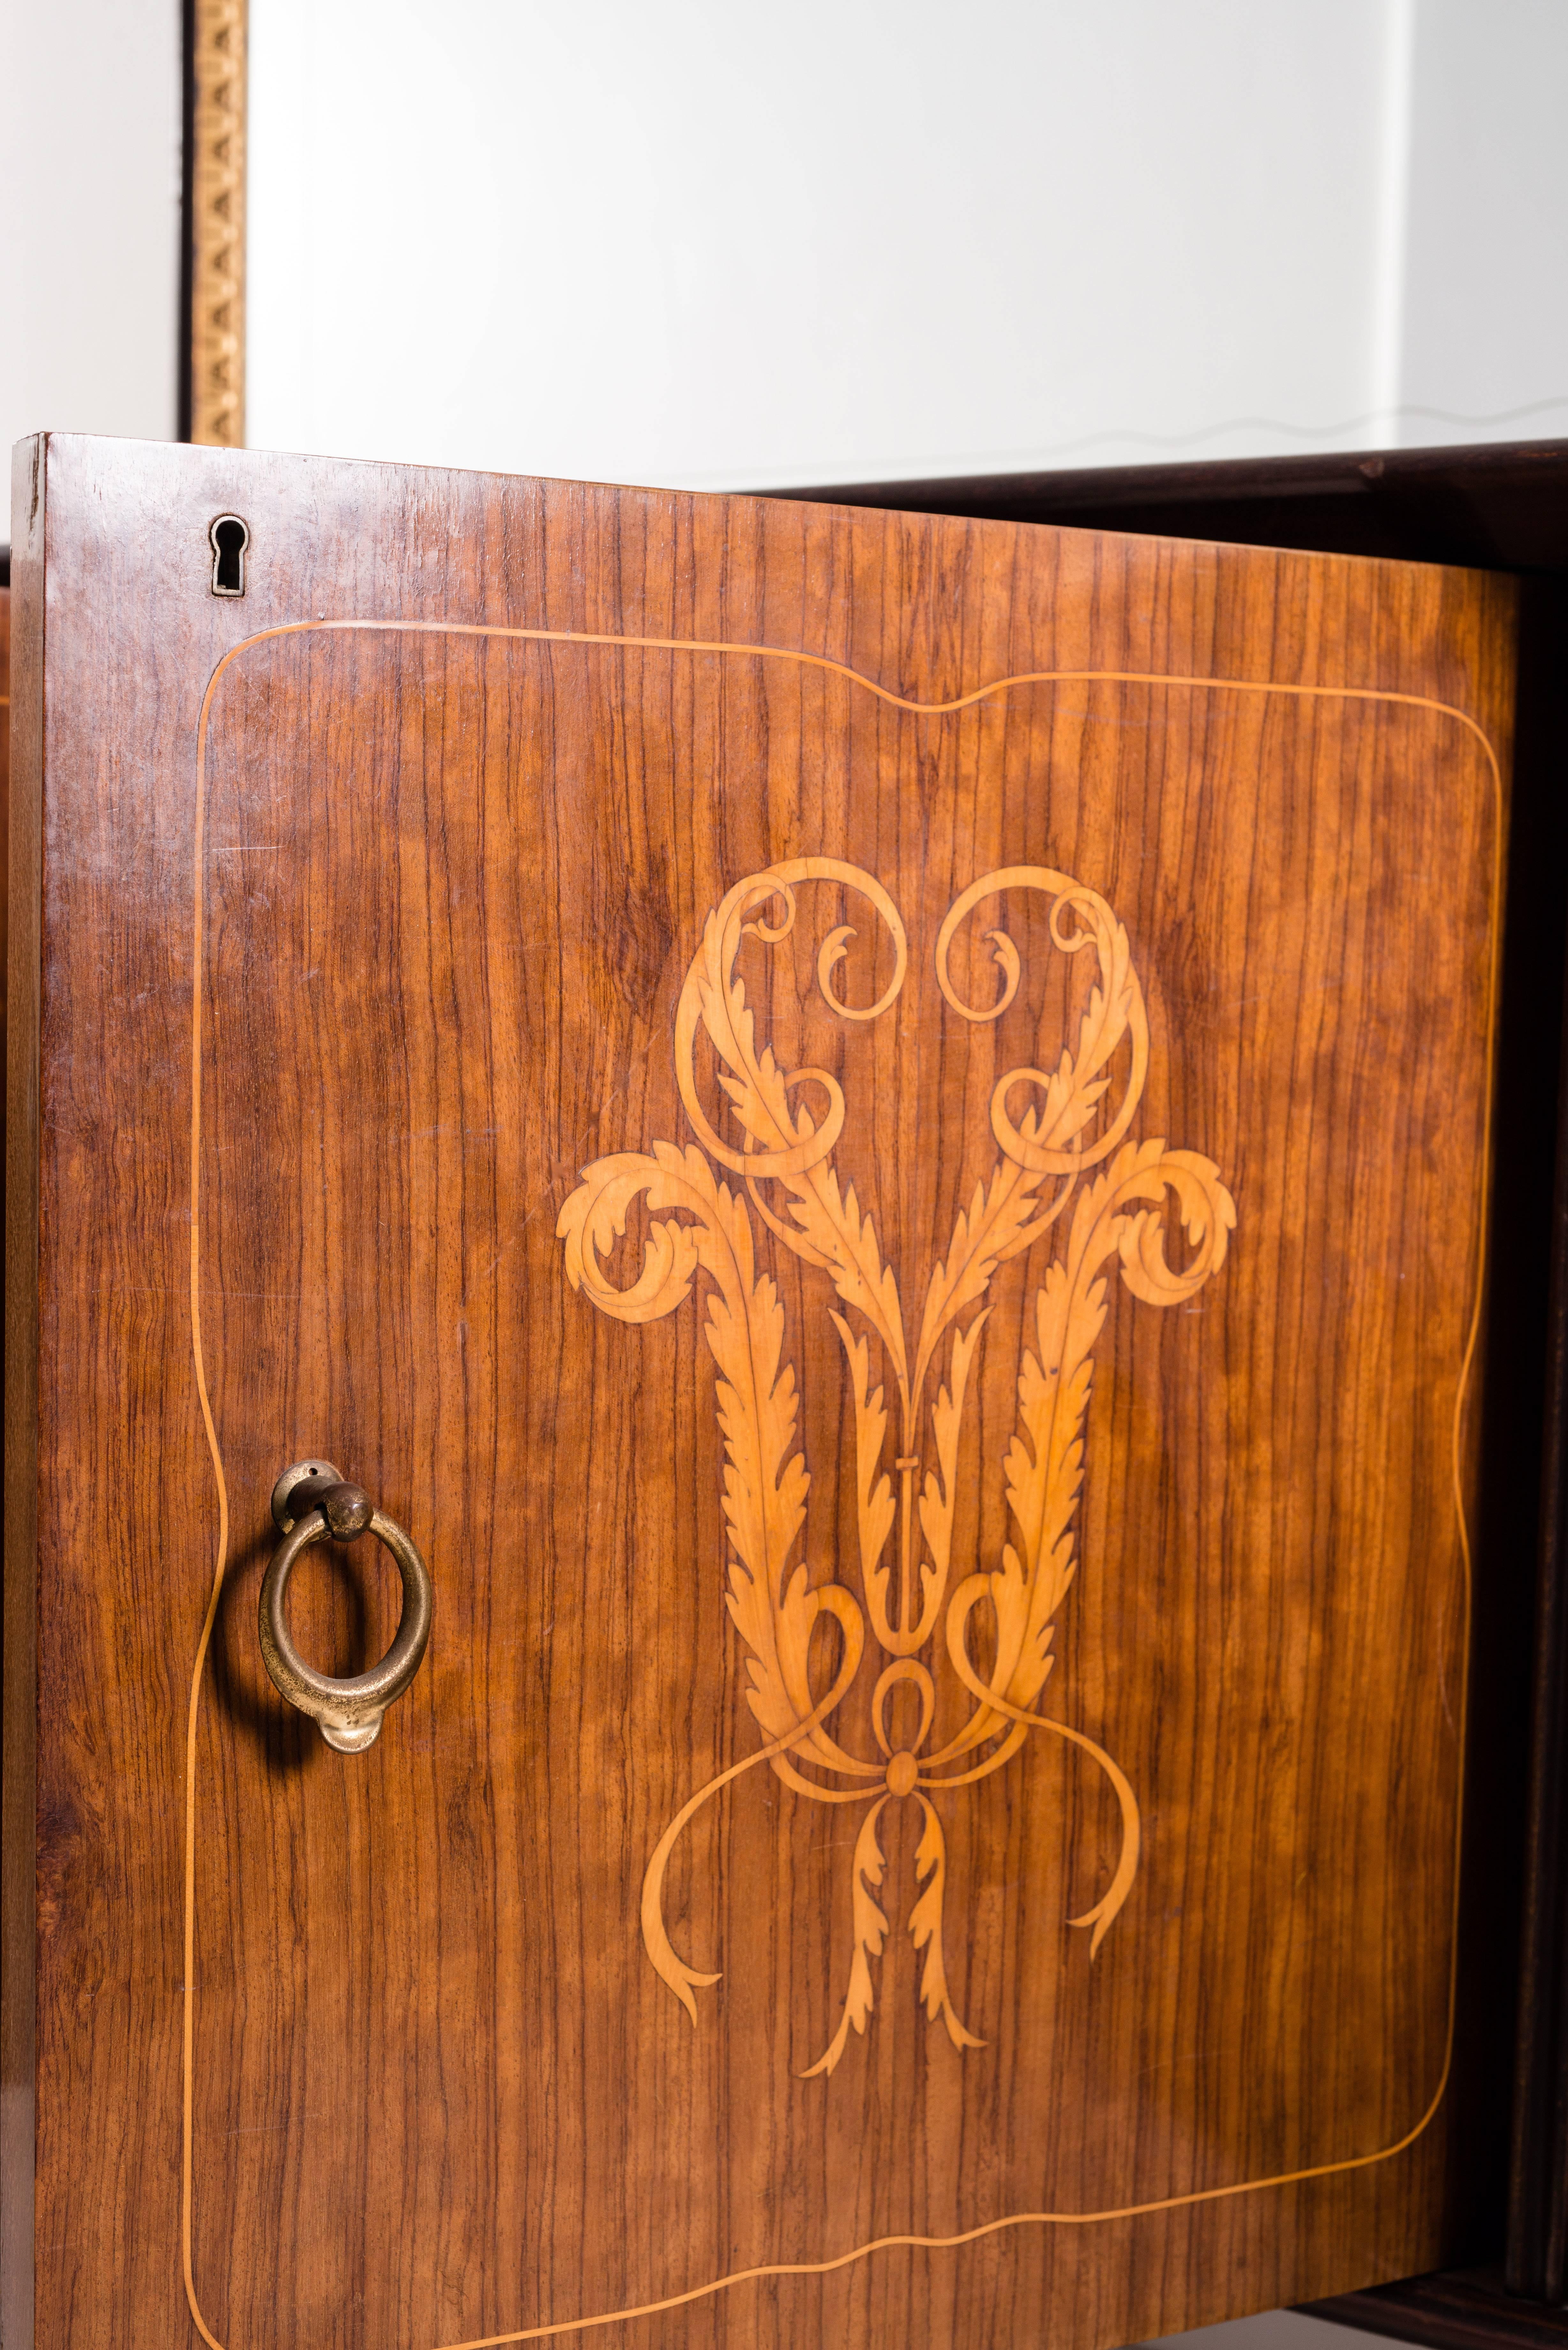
(182, 619, 1505, 2350)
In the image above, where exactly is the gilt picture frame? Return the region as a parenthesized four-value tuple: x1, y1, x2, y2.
(184, 0, 247, 448)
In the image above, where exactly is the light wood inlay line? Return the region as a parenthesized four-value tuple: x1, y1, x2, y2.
(182, 618, 1504, 2350)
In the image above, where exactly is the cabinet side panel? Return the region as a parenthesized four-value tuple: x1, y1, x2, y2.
(4, 437, 45, 2350)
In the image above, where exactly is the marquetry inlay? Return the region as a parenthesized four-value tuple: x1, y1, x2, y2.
(560, 857, 1235, 2075)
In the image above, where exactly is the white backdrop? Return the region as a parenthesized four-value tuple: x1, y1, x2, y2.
(2, 2, 1565, 492)
(0, 0, 181, 469)
(245, 0, 1568, 488)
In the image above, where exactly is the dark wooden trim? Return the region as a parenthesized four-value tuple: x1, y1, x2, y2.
(177, 0, 197, 443)
(775, 436, 1568, 573)
(3, 438, 43, 2350)
(1508, 693, 1568, 2301)
(1304, 2271, 1568, 2350)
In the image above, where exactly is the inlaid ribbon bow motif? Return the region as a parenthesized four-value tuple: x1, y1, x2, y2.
(558, 859, 1235, 2076)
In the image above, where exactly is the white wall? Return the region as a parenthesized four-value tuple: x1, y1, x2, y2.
(245, 0, 1568, 489)
(0, 0, 182, 474)
(3, 0, 1563, 509)
(1398, 0, 1568, 442)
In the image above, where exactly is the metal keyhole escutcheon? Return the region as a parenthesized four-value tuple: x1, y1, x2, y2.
(260, 1460, 433, 1752)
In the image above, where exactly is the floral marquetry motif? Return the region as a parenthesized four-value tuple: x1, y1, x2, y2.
(559, 857, 1236, 2076)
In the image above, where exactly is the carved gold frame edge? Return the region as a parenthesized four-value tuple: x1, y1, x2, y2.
(179, 620, 1505, 2350)
(188, 0, 246, 448)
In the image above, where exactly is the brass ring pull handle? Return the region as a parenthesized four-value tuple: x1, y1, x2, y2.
(260, 1459, 433, 1753)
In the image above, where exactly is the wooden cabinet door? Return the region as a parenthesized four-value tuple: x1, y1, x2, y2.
(4, 434, 1515, 2350)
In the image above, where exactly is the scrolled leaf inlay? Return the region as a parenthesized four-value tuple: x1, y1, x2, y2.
(557, 859, 1235, 2075)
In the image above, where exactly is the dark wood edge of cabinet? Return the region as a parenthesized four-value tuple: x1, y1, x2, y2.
(783, 437, 1568, 2336)
(4, 437, 43, 2350)
(1303, 2271, 1568, 2349)
(774, 436, 1568, 575)
(1506, 924, 1568, 2304)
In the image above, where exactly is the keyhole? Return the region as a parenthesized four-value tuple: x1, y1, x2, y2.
(209, 513, 249, 596)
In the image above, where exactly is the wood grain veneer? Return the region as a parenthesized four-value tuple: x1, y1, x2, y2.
(4, 434, 1516, 2350)
(5, 458, 41, 2350)
(800, 442, 1568, 2319)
